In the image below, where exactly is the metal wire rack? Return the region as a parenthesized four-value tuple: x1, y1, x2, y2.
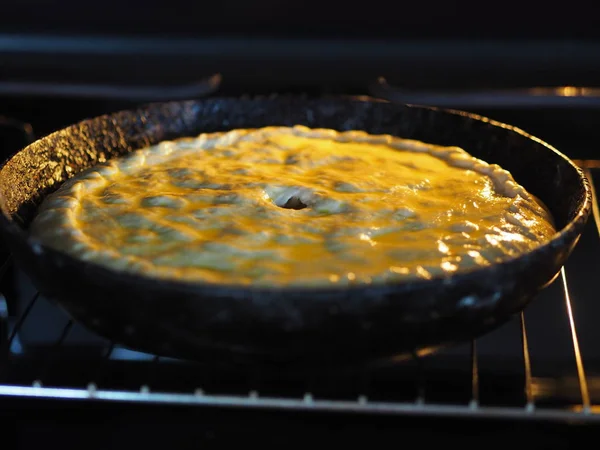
(0, 122, 600, 427)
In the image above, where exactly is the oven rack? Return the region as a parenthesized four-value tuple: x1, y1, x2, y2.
(0, 164, 599, 425)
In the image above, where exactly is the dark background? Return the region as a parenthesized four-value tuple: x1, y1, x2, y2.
(2, 1, 600, 91)
(2, 1, 600, 158)
(1, 0, 599, 39)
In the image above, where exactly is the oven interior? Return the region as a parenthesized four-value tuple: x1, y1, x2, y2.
(2, 28, 600, 446)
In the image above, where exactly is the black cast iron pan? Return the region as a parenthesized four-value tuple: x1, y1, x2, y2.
(0, 96, 591, 370)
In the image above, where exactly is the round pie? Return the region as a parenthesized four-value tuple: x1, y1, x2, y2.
(29, 126, 557, 287)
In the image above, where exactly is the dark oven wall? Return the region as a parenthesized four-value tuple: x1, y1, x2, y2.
(3, 0, 600, 91)
(2, 0, 600, 39)
(2, 2, 600, 158)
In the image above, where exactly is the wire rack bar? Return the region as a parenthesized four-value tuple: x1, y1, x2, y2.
(91, 342, 115, 386)
(0, 255, 12, 282)
(520, 312, 534, 409)
(414, 352, 426, 405)
(5, 292, 37, 348)
(470, 340, 479, 408)
(36, 319, 73, 384)
(0, 384, 596, 423)
(0, 75, 223, 101)
(145, 355, 162, 388)
(561, 258, 591, 412)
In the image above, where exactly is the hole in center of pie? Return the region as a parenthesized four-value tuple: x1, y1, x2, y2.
(279, 196, 308, 210)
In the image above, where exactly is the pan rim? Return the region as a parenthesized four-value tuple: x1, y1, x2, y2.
(0, 96, 592, 295)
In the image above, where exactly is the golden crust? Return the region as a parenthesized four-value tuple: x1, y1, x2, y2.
(30, 126, 557, 287)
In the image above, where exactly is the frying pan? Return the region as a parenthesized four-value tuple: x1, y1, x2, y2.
(0, 96, 591, 370)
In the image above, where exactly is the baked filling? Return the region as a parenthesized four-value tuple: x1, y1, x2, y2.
(29, 126, 556, 287)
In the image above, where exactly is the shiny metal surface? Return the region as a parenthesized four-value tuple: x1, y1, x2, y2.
(371, 77, 600, 109)
(0, 383, 598, 423)
(0, 74, 222, 101)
